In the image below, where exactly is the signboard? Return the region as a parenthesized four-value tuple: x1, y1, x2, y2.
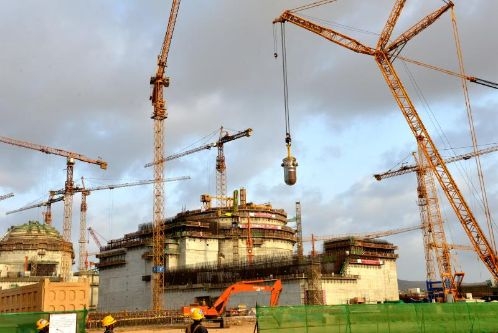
(153, 266, 165, 273)
(49, 313, 77, 333)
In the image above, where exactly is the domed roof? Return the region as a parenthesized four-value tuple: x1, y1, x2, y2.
(2, 220, 63, 240)
(0, 220, 73, 254)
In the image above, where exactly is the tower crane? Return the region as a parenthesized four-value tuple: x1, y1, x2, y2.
(374, 143, 498, 181)
(149, 0, 181, 311)
(71, 176, 190, 272)
(0, 193, 14, 201)
(375, 144, 498, 298)
(8, 176, 189, 272)
(412, 145, 461, 300)
(146, 127, 253, 207)
(273, 1, 498, 281)
(0, 135, 107, 241)
(215, 127, 252, 206)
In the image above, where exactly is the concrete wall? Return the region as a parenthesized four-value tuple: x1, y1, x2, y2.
(97, 247, 151, 312)
(0, 249, 63, 277)
(322, 259, 399, 304)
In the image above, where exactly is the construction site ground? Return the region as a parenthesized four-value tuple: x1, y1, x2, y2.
(87, 317, 257, 333)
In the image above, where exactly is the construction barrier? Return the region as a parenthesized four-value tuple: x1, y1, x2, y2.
(256, 302, 498, 333)
(0, 309, 87, 333)
(86, 310, 185, 329)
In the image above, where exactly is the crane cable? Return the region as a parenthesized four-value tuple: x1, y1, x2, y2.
(450, 7, 497, 256)
(274, 22, 298, 186)
(274, 23, 292, 155)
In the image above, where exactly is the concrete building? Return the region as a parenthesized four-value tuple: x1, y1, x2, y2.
(96, 190, 400, 312)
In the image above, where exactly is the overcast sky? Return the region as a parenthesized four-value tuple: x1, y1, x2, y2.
(1, 0, 497, 283)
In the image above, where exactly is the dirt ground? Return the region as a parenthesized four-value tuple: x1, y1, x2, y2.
(87, 318, 257, 333)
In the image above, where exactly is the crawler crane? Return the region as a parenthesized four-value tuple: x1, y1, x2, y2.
(273, 1, 498, 281)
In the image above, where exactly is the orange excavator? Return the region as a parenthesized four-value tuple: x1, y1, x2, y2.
(182, 279, 282, 327)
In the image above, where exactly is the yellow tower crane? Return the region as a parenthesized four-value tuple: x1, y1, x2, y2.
(56, 176, 190, 272)
(149, 0, 181, 311)
(146, 126, 252, 207)
(8, 176, 189, 273)
(0, 135, 107, 280)
(375, 143, 498, 299)
(273, 1, 498, 281)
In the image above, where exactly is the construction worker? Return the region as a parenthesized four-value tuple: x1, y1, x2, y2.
(36, 318, 49, 333)
(101, 315, 117, 333)
(185, 308, 208, 333)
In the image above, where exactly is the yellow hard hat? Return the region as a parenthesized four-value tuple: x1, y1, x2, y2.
(190, 308, 204, 321)
(36, 319, 49, 330)
(101, 315, 117, 327)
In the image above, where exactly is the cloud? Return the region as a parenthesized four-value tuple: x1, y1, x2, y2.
(1, 0, 497, 283)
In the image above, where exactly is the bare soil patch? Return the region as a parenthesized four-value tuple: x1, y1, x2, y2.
(87, 317, 257, 333)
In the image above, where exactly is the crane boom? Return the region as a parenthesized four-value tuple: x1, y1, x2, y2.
(7, 177, 189, 214)
(144, 143, 216, 168)
(0, 136, 107, 169)
(397, 55, 498, 89)
(302, 223, 423, 243)
(49, 176, 191, 196)
(73, 176, 189, 272)
(0, 193, 14, 201)
(145, 128, 252, 168)
(216, 127, 252, 205)
(87, 226, 106, 249)
(274, 1, 498, 280)
(6, 196, 64, 215)
(374, 143, 498, 180)
(145, 127, 252, 207)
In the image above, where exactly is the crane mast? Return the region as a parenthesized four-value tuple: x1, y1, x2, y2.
(149, 0, 181, 311)
(274, 1, 498, 280)
(413, 147, 458, 299)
